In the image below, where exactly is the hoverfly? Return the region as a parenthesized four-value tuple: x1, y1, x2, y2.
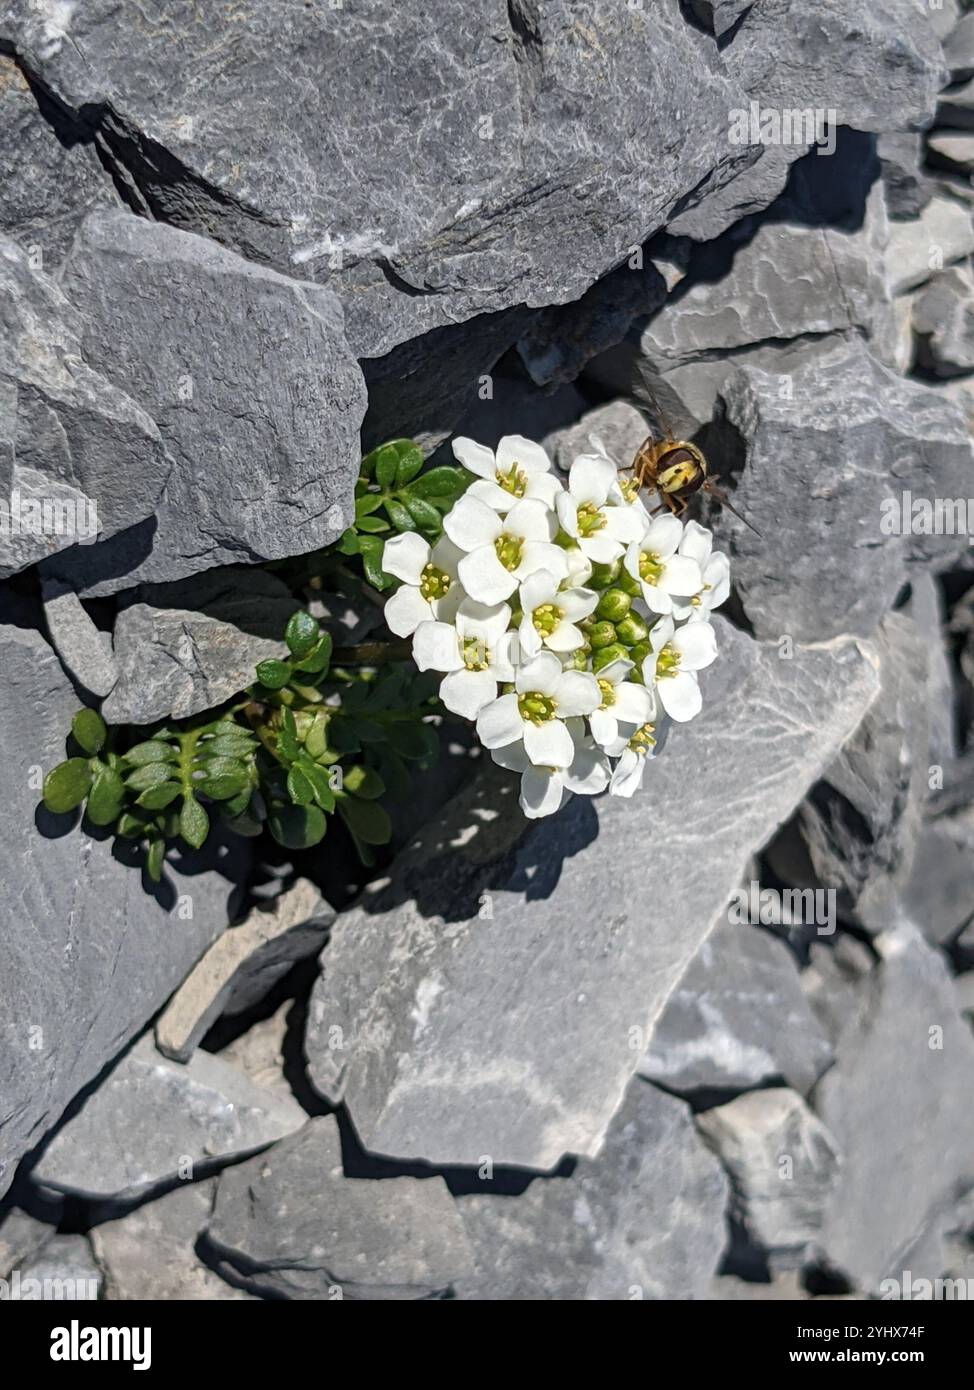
(623, 387, 760, 537)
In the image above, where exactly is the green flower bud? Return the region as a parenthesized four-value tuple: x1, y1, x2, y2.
(592, 642, 629, 672)
(588, 559, 621, 589)
(596, 587, 632, 623)
(616, 612, 649, 646)
(618, 568, 642, 599)
(628, 639, 651, 670)
(588, 621, 618, 650)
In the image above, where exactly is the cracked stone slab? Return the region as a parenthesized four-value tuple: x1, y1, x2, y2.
(455, 1081, 729, 1300)
(697, 1088, 841, 1269)
(31, 1033, 306, 1203)
(914, 262, 974, 376)
(0, 0, 755, 362)
(102, 567, 298, 726)
(639, 919, 833, 1098)
(304, 618, 878, 1169)
(205, 1116, 473, 1300)
(817, 922, 974, 1292)
(46, 208, 366, 595)
(714, 339, 974, 643)
(0, 620, 249, 1200)
(0, 233, 170, 579)
(40, 579, 117, 699)
(155, 879, 334, 1063)
(885, 196, 974, 294)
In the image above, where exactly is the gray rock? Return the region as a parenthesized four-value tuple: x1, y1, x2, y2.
(92, 1180, 253, 1301)
(725, 0, 946, 131)
(936, 74, 974, 129)
(217, 1002, 293, 1102)
(944, 10, 974, 81)
(304, 620, 878, 1169)
(667, 145, 801, 244)
(901, 809, 974, 946)
(789, 613, 930, 929)
(546, 399, 650, 475)
(929, 128, 974, 174)
(817, 922, 974, 1292)
(40, 579, 116, 698)
(155, 880, 334, 1063)
(906, 572, 957, 767)
(456, 1081, 729, 1300)
(102, 567, 297, 726)
(953, 970, 974, 1021)
(48, 209, 365, 595)
(0, 0, 757, 363)
(914, 263, 974, 375)
(885, 196, 974, 293)
(205, 1116, 473, 1300)
(31, 1033, 306, 1202)
(0, 52, 117, 273)
(0, 1206, 54, 1278)
(924, 0, 962, 42)
(878, 132, 932, 221)
(0, 234, 169, 579)
(716, 341, 974, 643)
(689, 0, 754, 36)
(802, 936, 877, 1048)
(18, 1233, 101, 1300)
(639, 920, 834, 1098)
(697, 1088, 841, 1268)
(0, 620, 248, 1199)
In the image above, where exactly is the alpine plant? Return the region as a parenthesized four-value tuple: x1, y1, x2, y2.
(384, 434, 728, 819)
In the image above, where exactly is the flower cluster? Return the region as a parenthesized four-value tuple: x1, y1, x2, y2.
(382, 434, 729, 819)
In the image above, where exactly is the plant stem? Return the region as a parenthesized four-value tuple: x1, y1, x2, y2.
(332, 639, 412, 665)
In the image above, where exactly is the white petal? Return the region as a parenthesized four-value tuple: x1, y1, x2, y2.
(444, 494, 501, 552)
(613, 681, 654, 726)
(520, 766, 566, 818)
(458, 547, 518, 604)
(554, 670, 601, 717)
(516, 650, 563, 696)
(516, 541, 569, 584)
(524, 717, 575, 768)
(643, 512, 683, 558)
(439, 668, 498, 720)
(524, 472, 561, 507)
(412, 620, 463, 673)
(589, 706, 619, 749)
(679, 520, 713, 567)
(506, 498, 554, 542)
(384, 585, 433, 637)
(564, 546, 593, 586)
(641, 581, 673, 615)
(518, 614, 543, 659)
(456, 597, 511, 645)
(451, 436, 496, 480)
(564, 742, 611, 795)
(609, 748, 647, 798)
(703, 552, 731, 609)
(555, 490, 580, 537)
(381, 531, 430, 585)
(568, 454, 615, 506)
(491, 740, 529, 773)
(659, 670, 703, 721)
(467, 477, 520, 513)
(546, 619, 585, 652)
(602, 504, 648, 544)
(495, 435, 553, 477)
(650, 615, 676, 651)
(476, 693, 524, 748)
(580, 533, 625, 565)
(489, 630, 520, 681)
(659, 554, 703, 597)
(519, 569, 559, 612)
(431, 535, 464, 574)
(672, 620, 718, 671)
(559, 586, 599, 621)
(597, 657, 633, 688)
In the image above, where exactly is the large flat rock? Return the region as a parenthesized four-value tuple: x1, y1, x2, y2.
(304, 619, 879, 1169)
(0, 620, 248, 1198)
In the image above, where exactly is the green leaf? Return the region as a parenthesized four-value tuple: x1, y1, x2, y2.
(146, 837, 166, 882)
(277, 707, 300, 762)
(125, 761, 174, 791)
(410, 466, 470, 500)
(384, 497, 415, 533)
(355, 514, 391, 534)
(354, 492, 385, 520)
(297, 757, 337, 812)
(136, 782, 182, 811)
(293, 631, 332, 675)
(255, 658, 292, 690)
(197, 755, 249, 780)
(385, 720, 438, 760)
(71, 708, 107, 756)
(358, 535, 392, 590)
(179, 794, 209, 850)
(374, 443, 400, 489)
(343, 764, 385, 799)
(117, 809, 150, 837)
(42, 758, 93, 814)
(124, 739, 177, 766)
(286, 765, 314, 806)
(199, 734, 257, 759)
(303, 711, 331, 761)
(86, 768, 125, 826)
(198, 771, 250, 801)
(268, 801, 327, 850)
(395, 444, 425, 486)
(337, 527, 360, 555)
(402, 494, 441, 532)
(338, 794, 392, 845)
(285, 610, 321, 660)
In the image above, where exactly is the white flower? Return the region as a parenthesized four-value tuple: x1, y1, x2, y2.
(624, 513, 702, 615)
(412, 599, 517, 719)
(517, 570, 598, 658)
(641, 615, 718, 722)
(492, 722, 610, 818)
(609, 723, 658, 798)
(444, 495, 568, 605)
(381, 532, 463, 637)
(671, 520, 731, 621)
(555, 452, 647, 564)
(476, 649, 600, 769)
(589, 657, 656, 750)
(452, 434, 560, 513)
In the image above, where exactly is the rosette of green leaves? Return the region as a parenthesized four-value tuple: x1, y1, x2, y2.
(339, 437, 469, 589)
